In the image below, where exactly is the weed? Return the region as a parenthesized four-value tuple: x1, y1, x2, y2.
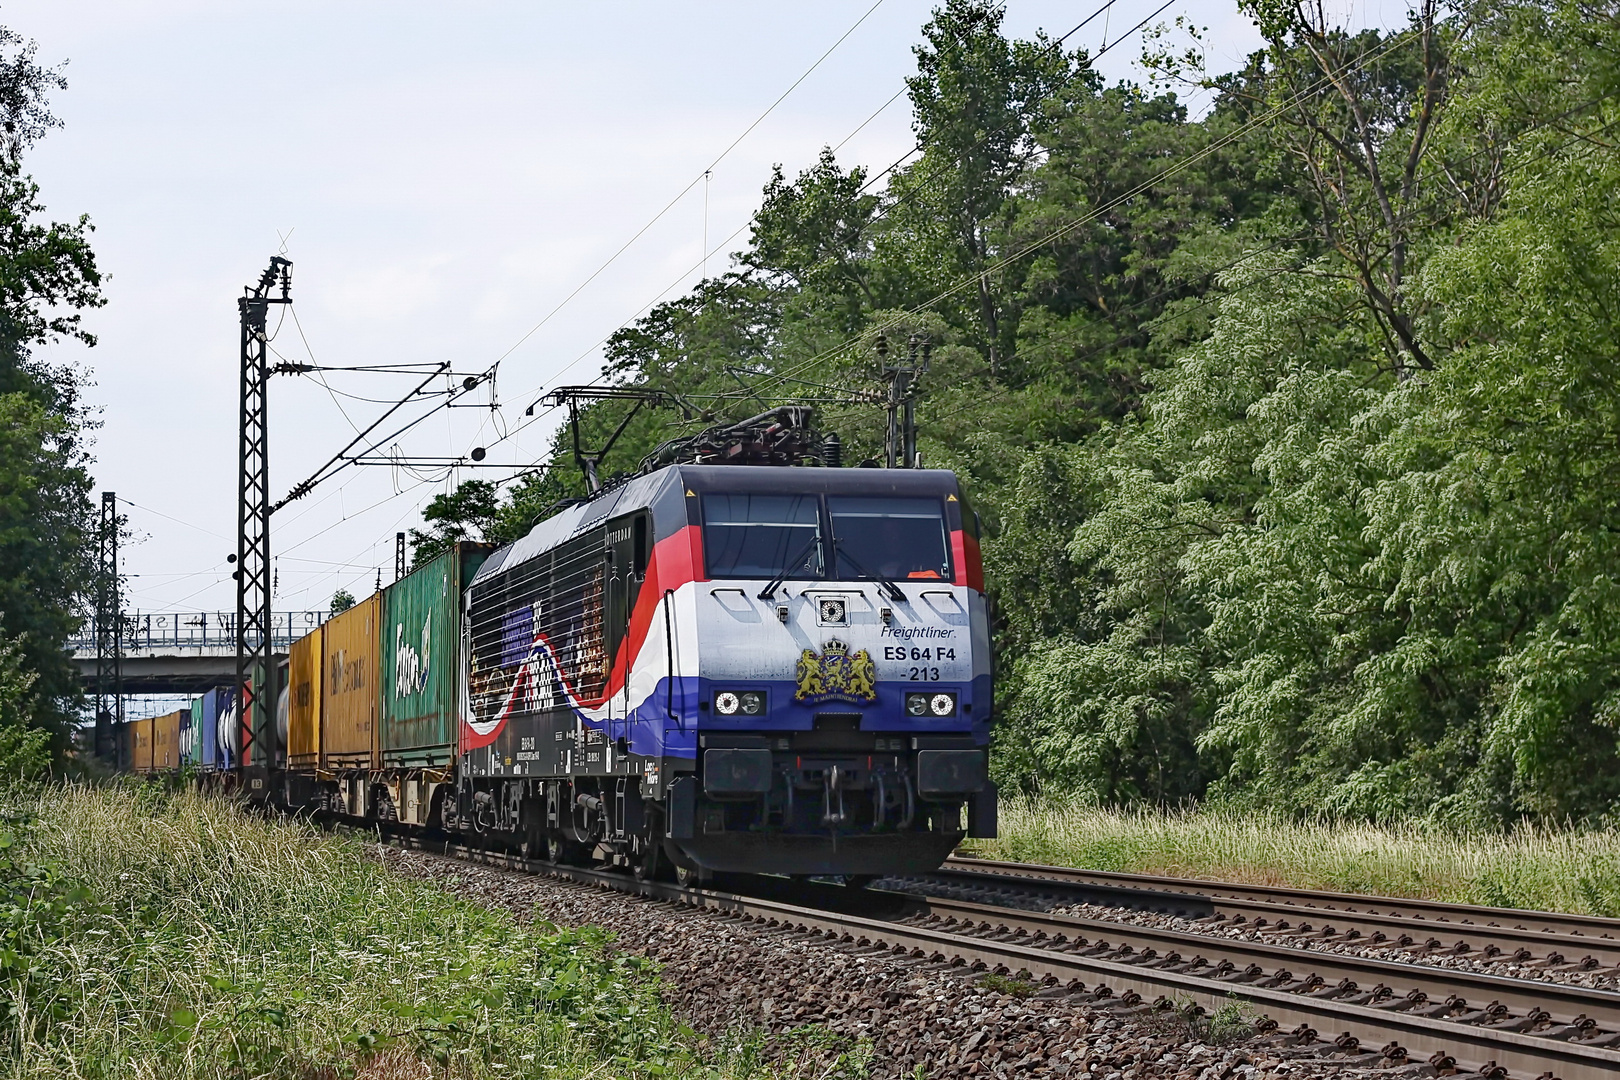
(1198, 999, 1260, 1045)
(976, 972, 1038, 998)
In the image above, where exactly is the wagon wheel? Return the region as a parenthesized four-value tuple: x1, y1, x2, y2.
(553, 836, 596, 867)
(632, 837, 662, 881)
(520, 829, 553, 863)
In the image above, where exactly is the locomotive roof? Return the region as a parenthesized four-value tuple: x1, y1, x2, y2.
(470, 464, 961, 587)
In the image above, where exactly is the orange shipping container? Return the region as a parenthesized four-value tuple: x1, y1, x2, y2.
(287, 627, 323, 771)
(321, 593, 380, 770)
(152, 709, 183, 771)
(131, 715, 154, 773)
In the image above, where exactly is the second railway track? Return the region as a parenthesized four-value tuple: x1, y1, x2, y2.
(387, 831, 1620, 1080)
(917, 858, 1620, 974)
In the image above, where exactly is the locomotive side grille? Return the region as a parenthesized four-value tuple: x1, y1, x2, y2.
(468, 526, 612, 728)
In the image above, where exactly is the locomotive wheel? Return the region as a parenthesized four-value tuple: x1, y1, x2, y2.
(842, 875, 877, 890)
(674, 862, 710, 888)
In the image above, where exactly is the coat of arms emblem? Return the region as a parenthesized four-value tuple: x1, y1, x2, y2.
(795, 639, 877, 703)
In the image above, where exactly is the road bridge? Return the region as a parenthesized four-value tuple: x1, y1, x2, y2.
(72, 611, 328, 695)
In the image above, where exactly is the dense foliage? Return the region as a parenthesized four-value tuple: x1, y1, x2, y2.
(426, 0, 1620, 825)
(0, 28, 102, 750)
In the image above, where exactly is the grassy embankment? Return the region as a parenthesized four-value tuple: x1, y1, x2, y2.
(963, 799, 1620, 917)
(0, 785, 823, 1080)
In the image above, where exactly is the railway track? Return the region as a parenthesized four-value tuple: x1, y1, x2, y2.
(387, 832, 1620, 1079)
(929, 858, 1620, 971)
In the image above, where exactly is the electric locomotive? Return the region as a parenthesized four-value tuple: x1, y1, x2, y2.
(455, 418, 995, 879)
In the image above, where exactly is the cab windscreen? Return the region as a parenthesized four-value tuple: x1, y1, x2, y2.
(703, 493, 823, 579)
(829, 496, 951, 581)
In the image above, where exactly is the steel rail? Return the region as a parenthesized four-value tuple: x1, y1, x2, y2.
(905, 891, 1620, 1031)
(947, 857, 1620, 941)
(390, 834, 1620, 1080)
(920, 864, 1620, 970)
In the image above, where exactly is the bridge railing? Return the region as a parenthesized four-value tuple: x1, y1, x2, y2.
(70, 611, 329, 653)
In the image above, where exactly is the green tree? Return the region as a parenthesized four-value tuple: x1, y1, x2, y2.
(1226, 0, 1452, 375)
(899, 0, 1079, 366)
(0, 28, 103, 744)
(407, 479, 502, 568)
(0, 632, 50, 783)
(460, 0, 1620, 824)
(1367, 108, 1620, 820)
(748, 149, 882, 332)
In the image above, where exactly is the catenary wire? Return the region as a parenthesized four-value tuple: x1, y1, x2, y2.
(496, 0, 1193, 426)
(742, 19, 1433, 403)
(475, 6, 1396, 468)
(259, 6, 897, 520)
(119, 498, 232, 543)
(485, 0, 1096, 423)
(483, 0, 891, 381)
(243, 12, 1424, 571)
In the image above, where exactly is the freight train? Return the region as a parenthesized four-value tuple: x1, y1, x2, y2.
(119, 410, 997, 882)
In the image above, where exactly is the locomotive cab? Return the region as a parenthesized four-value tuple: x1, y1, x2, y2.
(675, 466, 994, 875)
(460, 462, 995, 880)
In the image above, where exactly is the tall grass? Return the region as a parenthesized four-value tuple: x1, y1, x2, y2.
(963, 798, 1620, 917)
(0, 784, 724, 1079)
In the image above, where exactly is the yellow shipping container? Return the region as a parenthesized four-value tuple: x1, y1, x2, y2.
(321, 593, 380, 770)
(131, 715, 154, 773)
(152, 709, 183, 771)
(287, 626, 323, 771)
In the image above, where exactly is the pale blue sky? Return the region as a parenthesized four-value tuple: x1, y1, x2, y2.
(10, 1, 1387, 620)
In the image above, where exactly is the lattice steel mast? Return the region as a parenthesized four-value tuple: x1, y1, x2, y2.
(93, 490, 123, 765)
(234, 257, 292, 791)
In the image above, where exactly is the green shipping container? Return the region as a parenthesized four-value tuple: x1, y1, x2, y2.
(380, 543, 491, 769)
(189, 694, 204, 763)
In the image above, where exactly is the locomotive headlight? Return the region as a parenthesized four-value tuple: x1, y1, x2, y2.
(905, 693, 930, 716)
(739, 691, 766, 716)
(929, 692, 956, 717)
(714, 691, 741, 716)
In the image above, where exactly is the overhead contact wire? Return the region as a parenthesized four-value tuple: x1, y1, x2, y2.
(485, 0, 891, 381)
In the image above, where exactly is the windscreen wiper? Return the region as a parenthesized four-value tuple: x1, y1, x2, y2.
(833, 546, 906, 604)
(757, 534, 822, 601)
